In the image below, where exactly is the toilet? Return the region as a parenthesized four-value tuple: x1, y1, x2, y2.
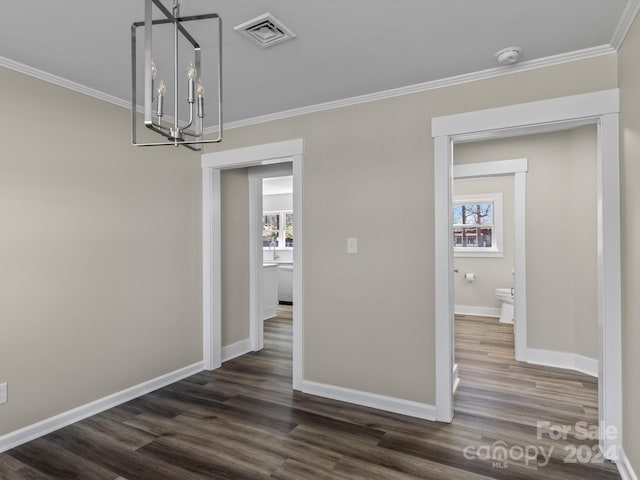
(495, 287, 514, 324)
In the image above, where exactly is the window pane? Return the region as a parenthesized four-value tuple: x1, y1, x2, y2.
(453, 205, 464, 224)
(453, 226, 494, 248)
(285, 213, 293, 247)
(263, 214, 280, 247)
(464, 227, 478, 246)
(453, 227, 463, 246)
(453, 201, 494, 248)
(480, 204, 493, 225)
(479, 227, 492, 247)
(453, 202, 493, 226)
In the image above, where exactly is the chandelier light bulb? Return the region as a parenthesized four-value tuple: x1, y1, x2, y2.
(187, 63, 197, 80)
(187, 63, 197, 102)
(156, 80, 166, 96)
(155, 80, 166, 117)
(197, 79, 205, 118)
(151, 60, 157, 80)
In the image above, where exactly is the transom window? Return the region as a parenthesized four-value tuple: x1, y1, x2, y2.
(453, 193, 503, 257)
(263, 211, 293, 248)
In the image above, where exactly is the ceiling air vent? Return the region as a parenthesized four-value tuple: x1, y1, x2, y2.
(233, 13, 296, 48)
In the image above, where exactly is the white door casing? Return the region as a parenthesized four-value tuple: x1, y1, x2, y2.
(432, 89, 621, 459)
(201, 139, 304, 390)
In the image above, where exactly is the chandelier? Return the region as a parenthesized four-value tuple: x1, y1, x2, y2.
(131, 0, 222, 151)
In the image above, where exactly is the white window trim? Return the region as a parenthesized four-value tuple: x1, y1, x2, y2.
(453, 192, 503, 257)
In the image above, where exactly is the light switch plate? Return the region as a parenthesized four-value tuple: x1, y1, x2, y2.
(0, 383, 7, 404)
(347, 237, 358, 254)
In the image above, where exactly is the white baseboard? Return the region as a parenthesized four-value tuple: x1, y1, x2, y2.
(454, 305, 501, 318)
(524, 348, 598, 377)
(221, 338, 252, 362)
(263, 306, 277, 321)
(616, 448, 638, 480)
(573, 354, 599, 377)
(452, 363, 460, 394)
(301, 380, 436, 420)
(618, 448, 639, 480)
(0, 361, 203, 453)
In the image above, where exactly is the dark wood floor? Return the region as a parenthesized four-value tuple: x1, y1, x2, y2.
(0, 308, 620, 479)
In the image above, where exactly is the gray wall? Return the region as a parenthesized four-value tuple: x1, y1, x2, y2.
(0, 67, 202, 435)
(618, 11, 640, 474)
(203, 54, 616, 404)
(3, 45, 634, 465)
(221, 168, 250, 347)
(455, 126, 598, 360)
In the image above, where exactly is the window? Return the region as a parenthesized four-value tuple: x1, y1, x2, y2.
(453, 193, 503, 257)
(263, 211, 293, 248)
(262, 213, 280, 247)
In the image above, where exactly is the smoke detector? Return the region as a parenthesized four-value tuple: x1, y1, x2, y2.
(495, 47, 522, 65)
(233, 13, 296, 48)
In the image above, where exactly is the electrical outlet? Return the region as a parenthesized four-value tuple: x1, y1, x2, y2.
(0, 383, 7, 405)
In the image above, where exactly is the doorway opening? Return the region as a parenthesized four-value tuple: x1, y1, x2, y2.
(432, 89, 621, 459)
(249, 166, 294, 352)
(451, 127, 602, 463)
(201, 139, 304, 391)
(261, 174, 294, 311)
(451, 158, 527, 366)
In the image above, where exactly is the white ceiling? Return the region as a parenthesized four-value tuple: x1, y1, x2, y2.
(0, 0, 633, 128)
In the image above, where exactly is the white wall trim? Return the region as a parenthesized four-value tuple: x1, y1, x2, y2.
(201, 140, 304, 390)
(434, 135, 454, 422)
(433, 89, 619, 139)
(0, 362, 203, 454)
(201, 139, 303, 169)
(432, 89, 622, 459)
(248, 173, 264, 352)
(0, 56, 131, 110)
(202, 46, 614, 135)
(454, 251, 504, 258)
(263, 306, 277, 320)
(617, 448, 639, 480)
(513, 171, 528, 362)
(291, 155, 304, 391)
(301, 380, 436, 421)
(453, 158, 528, 178)
(574, 354, 599, 378)
(452, 363, 460, 394)
(524, 348, 598, 377)
(454, 305, 501, 318)
(598, 113, 623, 460)
(2, 44, 615, 137)
(610, 0, 640, 51)
(202, 169, 221, 370)
(221, 339, 252, 363)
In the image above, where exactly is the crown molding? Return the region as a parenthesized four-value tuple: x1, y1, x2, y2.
(204, 44, 615, 134)
(0, 56, 130, 110)
(611, 0, 640, 50)
(2, 42, 616, 138)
